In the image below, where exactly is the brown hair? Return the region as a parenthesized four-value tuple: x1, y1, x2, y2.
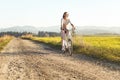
(63, 12, 68, 19)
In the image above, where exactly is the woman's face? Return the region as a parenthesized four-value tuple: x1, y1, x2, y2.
(66, 13, 69, 18)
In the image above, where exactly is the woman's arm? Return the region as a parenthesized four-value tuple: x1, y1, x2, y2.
(69, 19, 75, 29)
(61, 19, 65, 30)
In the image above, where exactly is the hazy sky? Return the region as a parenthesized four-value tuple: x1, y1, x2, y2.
(0, 0, 120, 28)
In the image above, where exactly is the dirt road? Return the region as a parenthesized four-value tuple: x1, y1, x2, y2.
(0, 38, 120, 80)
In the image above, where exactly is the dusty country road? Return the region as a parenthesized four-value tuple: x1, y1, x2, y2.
(0, 38, 120, 80)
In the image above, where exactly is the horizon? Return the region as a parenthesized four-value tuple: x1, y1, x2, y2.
(0, 0, 120, 28)
(0, 25, 120, 29)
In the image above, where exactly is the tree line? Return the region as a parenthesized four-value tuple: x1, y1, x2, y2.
(38, 31, 60, 37)
(0, 31, 60, 37)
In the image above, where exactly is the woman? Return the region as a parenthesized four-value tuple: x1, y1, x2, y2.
(61, 12, 75, 52)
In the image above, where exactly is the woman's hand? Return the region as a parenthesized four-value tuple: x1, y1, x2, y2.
(71, 24, 75, 30)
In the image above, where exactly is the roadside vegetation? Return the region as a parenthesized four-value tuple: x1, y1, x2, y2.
(0, 35, 13, 51)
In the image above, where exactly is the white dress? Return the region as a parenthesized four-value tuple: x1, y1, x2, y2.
(60, 18, 72, 51)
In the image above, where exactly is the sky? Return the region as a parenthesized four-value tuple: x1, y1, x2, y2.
(0, 0, 120, 28)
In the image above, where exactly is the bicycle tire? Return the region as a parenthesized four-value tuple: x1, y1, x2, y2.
(68, 39, 73, 56)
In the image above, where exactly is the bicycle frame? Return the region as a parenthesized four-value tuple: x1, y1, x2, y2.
(64, 28, 75, 55)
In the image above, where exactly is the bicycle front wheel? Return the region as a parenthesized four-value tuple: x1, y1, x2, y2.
(68, 39, 73, 56)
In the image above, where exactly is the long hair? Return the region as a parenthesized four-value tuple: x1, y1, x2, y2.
(63, 12, 67, 19)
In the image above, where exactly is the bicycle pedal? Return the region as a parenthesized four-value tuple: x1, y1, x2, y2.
(62, 50, 66, 53)
(68, 39, 71, 41)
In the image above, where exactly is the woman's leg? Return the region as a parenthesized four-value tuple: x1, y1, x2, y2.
(61, 30, 66, 51)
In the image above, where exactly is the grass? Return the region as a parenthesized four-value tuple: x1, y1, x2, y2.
(0, 36, 13, 51)
(21, 35, 120, 64)
(79, 36, 120, 63)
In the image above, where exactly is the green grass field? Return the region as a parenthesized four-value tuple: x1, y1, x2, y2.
(22, 35, 120, 63)
(0, 36, 13, 51)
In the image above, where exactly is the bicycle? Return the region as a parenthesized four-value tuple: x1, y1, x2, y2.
(64, 28, 75, 56)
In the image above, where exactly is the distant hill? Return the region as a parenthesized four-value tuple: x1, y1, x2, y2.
(0, 26, 120, 35)
(76, 26, 120, 35)
(0, 26, 38, 34)
(38, 26, 60, 32)
(37, 26, 120, 35)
